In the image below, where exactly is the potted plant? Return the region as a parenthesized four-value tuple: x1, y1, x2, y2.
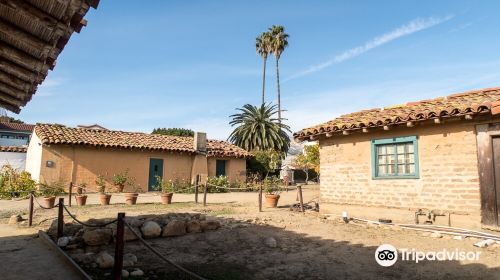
(75, 183, 88, 206)
(124, 177, 140, 205)
(112, 169, 129, 192)
(96, 175, 111, 205)
(264, 176, 282, 208)
(154, 176, 173, 204)
(38, 181, 64, 208)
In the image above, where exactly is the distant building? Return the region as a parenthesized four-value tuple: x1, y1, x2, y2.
(0, 122, 34, 146)
(0, 122, 34, 170)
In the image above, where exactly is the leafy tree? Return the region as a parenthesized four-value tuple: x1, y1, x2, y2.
(228, 103, 291, 153)
(268, 25, 289, 124)
(256, 31, 273, 105)
(292, 144, 320, 184)
(248, 150, 282, 178)
(152, 128, 194, 137)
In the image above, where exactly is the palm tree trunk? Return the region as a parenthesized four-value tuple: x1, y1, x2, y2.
(276, 58, 281, 124)
(261, 57, 267, 105)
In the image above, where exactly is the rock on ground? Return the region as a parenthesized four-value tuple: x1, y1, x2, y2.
(96, 252, 114, 269)
(430, 232, 443, 238)
(130, 269, 144, 277)
(121, 270, 129, 278)
(200, 220, 221, 231)
(57, 237, 70, 247)
(83, 228, 113, 246)
(8, 214, 22, 224)
(264, 237, 277, 248)
(123, 253, 137, 267)
(186, 220, 202, 233)
(141, 221, 161, 239)
(162, 220, 186, 237)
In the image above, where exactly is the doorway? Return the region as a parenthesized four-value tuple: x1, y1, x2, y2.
(148, 158, 163, 191)
(491, 137, 500, 225)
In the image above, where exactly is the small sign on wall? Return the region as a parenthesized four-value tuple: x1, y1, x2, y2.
(46, 160, 55, 168)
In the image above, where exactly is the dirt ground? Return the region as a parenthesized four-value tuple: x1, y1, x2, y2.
(1, 185, 499, 280)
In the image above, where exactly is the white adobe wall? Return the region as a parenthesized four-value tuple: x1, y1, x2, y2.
(0, 152, 26, 170)
(25, 131, 42, 181)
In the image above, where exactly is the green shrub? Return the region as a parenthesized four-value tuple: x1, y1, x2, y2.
(207, 176, 228, 193)
(153, 175, 173, 193)
(37, 181, 65, 197)
(263, 176, 282, 195)
(0, 165, 36, 199)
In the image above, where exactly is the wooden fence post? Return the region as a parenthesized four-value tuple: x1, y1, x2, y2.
(194, 175, 199, 204)
(258, 183, 263, 212)
(203, 183, 208, 207)
(28, 193, 33, 227)
(57, 198, 64, 240)
(113, 212, 125, 280)
(68, 182, 73, 207)
(297, 185, 304, 213)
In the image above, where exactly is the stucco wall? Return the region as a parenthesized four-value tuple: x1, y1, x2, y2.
(319, 121, 481, 226)
(37, 144, 246, 192)
(207, 157, 247, 183)
(0, 152, 26, 170)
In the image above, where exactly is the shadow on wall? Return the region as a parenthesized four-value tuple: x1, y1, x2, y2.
(43, 214, 500, 280)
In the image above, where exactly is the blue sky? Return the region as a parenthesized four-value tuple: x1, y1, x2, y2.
(17, 1, 500, 140)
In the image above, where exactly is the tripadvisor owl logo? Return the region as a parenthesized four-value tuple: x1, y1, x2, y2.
(375, 244, 398, 267)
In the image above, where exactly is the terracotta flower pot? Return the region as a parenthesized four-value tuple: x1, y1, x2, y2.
(265, 194, 280, 208)
(99, 194, 112, 205)
(76, 195, 87, 206)
(43, 196, 56, 208)
(115, 185, 125, 192)
(160, 193, 173, 204)
(125, 193, 139, 205)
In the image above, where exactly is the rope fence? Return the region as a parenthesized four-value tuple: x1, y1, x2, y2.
(62, 204, 117, 228)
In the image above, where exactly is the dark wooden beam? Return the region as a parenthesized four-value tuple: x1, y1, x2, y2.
(0, 82, 29, 103)
(0, 41, 49, 75)
(0, 58, 42, 84)
(0, 99, 20, 113)
(0, 19, 59, 60)
(0, 69, 35, 93)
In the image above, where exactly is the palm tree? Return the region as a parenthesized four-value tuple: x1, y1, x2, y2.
(256, 32, 273, 105)
(269, 25, 289, 124)
(228, 103, 291, 153)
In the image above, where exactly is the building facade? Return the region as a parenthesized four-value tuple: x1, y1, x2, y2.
(294, 87, 500, 229)
(26, 124, 250, 192)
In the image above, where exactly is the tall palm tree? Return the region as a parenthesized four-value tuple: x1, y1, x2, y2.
(255, 32, 273, 105)
(228, 103, 291, 153)
(269, 25, 289, 124)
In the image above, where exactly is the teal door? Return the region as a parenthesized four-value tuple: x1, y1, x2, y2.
(148, 158, 163, 191)
(215, 160, 226, 176)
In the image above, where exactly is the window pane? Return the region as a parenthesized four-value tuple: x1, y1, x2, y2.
(408, 164, 415, 174)
(397, 154, 404, 164)
(388, 154, 396, 164)
(378, 165, 387, 175)
(396, 144, 405, 154)
(406, 143, 414, 153)
(386, 145, 395, 154)
(378, 155, 386, 164)
(388, 164, 395, 174)
(377, 145, 386, 155)
(397, 164, 404, 174)
(407, 153, 414, 164)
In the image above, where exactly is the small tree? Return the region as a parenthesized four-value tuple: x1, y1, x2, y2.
(152, 128, 194, 137)
(292, 144, 319, 184)
(249, 150, 282, 179)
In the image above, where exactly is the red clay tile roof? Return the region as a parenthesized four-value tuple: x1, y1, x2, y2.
(294, 87, 500, 141)
(0, 146, 27, 153)
(0, 122, 34, 132)
(34, 124, 252, 158)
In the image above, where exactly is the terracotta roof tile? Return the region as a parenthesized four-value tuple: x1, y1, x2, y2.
(0, 122, 34, 132)
(294, 87, 500, 140)
(34, 124, 251, 158)
(0, 146, 27, 153)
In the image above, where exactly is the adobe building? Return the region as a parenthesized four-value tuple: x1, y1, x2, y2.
(26, 124, 251, 192)
(294, 87, 500, 229)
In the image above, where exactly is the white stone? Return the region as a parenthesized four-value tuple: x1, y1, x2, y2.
(57, 236, 70, 247)
(8, 214, 22, 224)
(123, 253, 137, 267)
(264, 237, 277, 248)
(122, 270, 129, 278)
(141, 221, 162, 239)
(474, 239, 496, 248)
(130, 269, 144, 277)
(452, 236, 464, 240)
(430, 232, 442, 238)
(96, 252, 114, 269)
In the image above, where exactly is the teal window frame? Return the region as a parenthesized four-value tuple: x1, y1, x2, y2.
(371, 136, 419, 179)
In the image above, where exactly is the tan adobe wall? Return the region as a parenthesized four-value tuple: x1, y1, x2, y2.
(207, 157, 247, 183)
(25, 132, 42, 181)
(38, 144, 245, 192)
(319, 121, 481, 227)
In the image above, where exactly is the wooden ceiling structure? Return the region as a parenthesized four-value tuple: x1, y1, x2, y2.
(0, 0, 99, 113)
